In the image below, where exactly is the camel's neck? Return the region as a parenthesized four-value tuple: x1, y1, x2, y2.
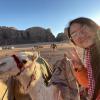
(17, 62, 42, 93)
(26, 73, 45, 99)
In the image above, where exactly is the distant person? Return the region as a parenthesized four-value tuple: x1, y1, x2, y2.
(50, 43, 57, 51)
(66, 17, 100, 100)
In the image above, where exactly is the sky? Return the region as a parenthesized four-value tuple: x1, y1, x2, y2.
(0, 0, 100, 36)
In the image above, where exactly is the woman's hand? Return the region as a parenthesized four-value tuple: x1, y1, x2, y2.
(65, 47, 84, 69)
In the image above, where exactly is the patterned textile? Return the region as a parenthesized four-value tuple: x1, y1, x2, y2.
(85, 48, 95, 99)
(36, 57, 53, 86)
(50, 58, 80, 100)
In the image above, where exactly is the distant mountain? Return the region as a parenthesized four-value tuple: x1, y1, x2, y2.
(56, 28, 69, 42)
(26, 27, 55, 42)
(0, 26, 55, 45)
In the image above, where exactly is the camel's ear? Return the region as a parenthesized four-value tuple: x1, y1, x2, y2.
(31, 51, 39, 61)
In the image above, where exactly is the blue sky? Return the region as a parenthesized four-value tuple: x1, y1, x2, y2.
(0, 0, 100, 36)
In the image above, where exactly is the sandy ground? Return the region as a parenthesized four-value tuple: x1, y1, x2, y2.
(0, 42, 83, 100)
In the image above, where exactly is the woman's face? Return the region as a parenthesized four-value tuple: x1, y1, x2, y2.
(70, 23, 96, 48)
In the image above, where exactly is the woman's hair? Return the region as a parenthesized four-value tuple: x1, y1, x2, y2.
(67, 17, 99, 43)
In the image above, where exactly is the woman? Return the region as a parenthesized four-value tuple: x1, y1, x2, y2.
(66, 17, 100, 100)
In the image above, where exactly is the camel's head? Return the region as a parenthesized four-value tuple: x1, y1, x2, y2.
(0, 51, 39, 77)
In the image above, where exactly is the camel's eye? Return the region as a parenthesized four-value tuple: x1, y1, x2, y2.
(22, 59, 27, 64)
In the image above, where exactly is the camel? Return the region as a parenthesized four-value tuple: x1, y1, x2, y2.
(0, 51, 60, 100)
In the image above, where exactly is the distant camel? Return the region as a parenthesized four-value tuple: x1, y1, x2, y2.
(50, 43, 57, 51)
